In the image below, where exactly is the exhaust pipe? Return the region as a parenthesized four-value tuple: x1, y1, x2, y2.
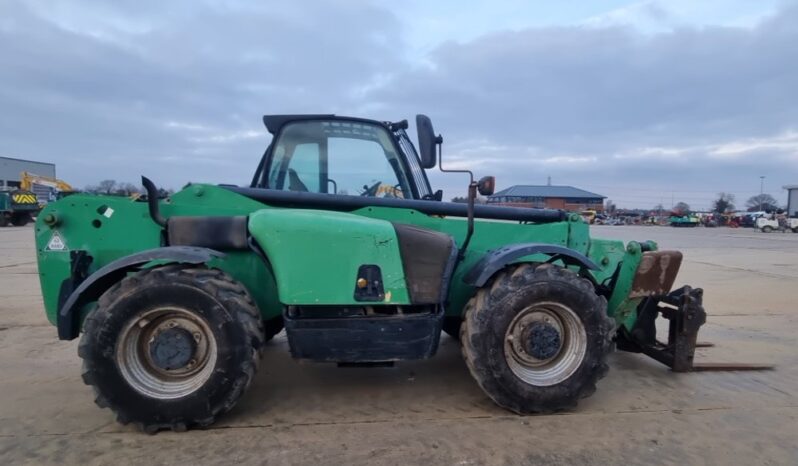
(141, 176, 167, 227)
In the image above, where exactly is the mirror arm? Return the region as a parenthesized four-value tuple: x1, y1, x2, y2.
(458, 181, 477, 262)
(437, 139, 473, 184)
(435, 141, 477, 262)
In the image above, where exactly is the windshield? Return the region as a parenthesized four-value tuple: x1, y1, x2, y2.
(265, 120, 416, 198)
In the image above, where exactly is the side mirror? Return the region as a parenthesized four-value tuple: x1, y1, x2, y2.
(477, 176, 495, 196)
(416, 114, 441, 169)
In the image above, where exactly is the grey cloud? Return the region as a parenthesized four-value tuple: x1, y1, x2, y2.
(0, 0, 796, 209)
(0, 0, 403, 186)
(370, 4, 798, 207)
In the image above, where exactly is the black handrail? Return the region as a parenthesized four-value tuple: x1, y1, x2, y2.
(224, 186, 567, 223)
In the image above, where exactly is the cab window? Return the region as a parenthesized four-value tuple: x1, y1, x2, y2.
(266, 120, 413, 199)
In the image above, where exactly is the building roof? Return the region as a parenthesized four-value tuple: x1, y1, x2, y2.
(489, 185, 605, 199)
(0, 155, 56, 167)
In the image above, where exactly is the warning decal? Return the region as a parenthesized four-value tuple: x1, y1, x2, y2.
(46, 232, 67, 251)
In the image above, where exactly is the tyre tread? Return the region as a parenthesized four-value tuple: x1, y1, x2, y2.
(461, 263, 614, 414)
(78, 265, 263, 433)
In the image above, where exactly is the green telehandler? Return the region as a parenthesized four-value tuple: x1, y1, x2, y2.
(34, 114, 767, 433)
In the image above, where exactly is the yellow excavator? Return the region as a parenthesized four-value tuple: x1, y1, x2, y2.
(19, 171, 74, 205)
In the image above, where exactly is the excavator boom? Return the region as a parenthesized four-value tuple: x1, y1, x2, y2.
(20, 171, 74, 193)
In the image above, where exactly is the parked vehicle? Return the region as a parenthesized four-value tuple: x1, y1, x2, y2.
(580, 209, 597, 224)
(0, 189, 39, 226)
(757, 216, 798, 233)
(669, 214, 700, 227)
(34, 113, 766, 433)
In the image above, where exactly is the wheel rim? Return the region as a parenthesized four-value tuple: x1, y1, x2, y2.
(116, 307, 217, 399)
(504, 302, 587, 387)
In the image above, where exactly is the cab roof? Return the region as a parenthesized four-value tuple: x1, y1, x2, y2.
(262, 114, 390, 135)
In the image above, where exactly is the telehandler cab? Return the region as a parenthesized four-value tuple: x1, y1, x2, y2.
(35, 114, 768, 433)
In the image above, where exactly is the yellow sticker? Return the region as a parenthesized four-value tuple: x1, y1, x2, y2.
(12, 194, 37, 204)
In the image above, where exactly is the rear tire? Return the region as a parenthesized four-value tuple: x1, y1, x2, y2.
(79, 265, 264, 433)
(0, 215, 7, 227)
(461, 263, 613, 414)
(762, 226, 773, 233)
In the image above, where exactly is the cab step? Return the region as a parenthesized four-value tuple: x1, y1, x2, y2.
(283, 307, 444, 363)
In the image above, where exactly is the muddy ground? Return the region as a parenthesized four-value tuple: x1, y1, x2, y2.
(0, 225, 796, 465)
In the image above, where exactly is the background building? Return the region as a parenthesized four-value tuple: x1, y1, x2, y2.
(487, 185, 605, 212)
(0, 156, 56, 189)
(785, 185, 798, 217)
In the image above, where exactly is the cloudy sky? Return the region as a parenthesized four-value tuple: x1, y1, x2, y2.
(1, 0, 797, 209)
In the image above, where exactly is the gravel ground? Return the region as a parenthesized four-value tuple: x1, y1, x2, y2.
(0, 224, 796, 465)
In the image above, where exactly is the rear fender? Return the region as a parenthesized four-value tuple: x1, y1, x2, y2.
(248, 209, 414, 306)
(57, 246, 223, 340)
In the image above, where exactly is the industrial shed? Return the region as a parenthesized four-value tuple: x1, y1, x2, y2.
(487, 185, 606, 212)
(0, 156, 56, 189)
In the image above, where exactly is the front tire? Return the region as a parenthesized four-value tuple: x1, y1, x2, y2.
(79, 265, 264, 433)
(461, 263, 613, 414)
(762, 226, 773, 233)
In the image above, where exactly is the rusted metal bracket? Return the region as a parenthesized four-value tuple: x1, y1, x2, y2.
(617, 286, 773, 372)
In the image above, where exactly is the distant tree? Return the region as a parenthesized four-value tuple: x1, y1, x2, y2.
(604, 199, 616, 214)
(745, 193, 778, 212)
(97, 179, 117, 194)
(673, 202, 690, 213)
(85, 180, 147, 196)
(114, 183, 140, 196)
(713, 192, 736, 213)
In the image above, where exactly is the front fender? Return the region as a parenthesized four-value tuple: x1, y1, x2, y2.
(57, 246, 224, 340)
(463, 243, 600, 287)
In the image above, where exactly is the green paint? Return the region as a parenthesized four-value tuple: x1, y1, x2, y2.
(34, 183, 659, 332)
(249, 209, 410, 305)
(606, 241, 645, 331)
(35, 189, 282, 324)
